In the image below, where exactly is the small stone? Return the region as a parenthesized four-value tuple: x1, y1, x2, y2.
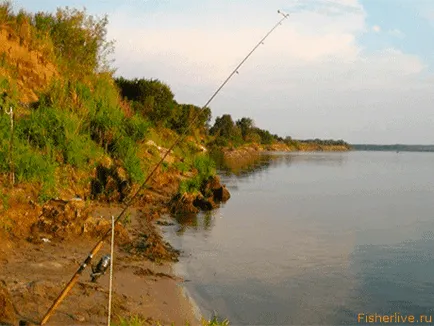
(74, 314, 85, 322)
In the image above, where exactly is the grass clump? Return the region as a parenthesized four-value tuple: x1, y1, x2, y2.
(113, 316, 147, 326)
(111, 134, 144, 183)
(178, 154, 216, 195)
(111, 315, 229, 326)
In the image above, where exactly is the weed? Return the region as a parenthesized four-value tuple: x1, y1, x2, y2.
(122, 212, 132, 227)
(112, 316, 147, 326)
(161, 161, 169, 173)
(174, 161, 189, 174)
(0, 192, 9, 211)
(111, 315, 229, 326)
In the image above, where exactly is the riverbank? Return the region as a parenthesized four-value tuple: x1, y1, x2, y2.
(218, 142, 350, 168)
(0, 168, 206, 325)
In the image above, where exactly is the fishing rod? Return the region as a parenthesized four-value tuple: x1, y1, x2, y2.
(39, 9, 289, 325)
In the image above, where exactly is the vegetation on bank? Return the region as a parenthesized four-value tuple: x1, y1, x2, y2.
(207, 114, 350, 150)
(0, 2, 213, 206)
(0, 1, 350, 215)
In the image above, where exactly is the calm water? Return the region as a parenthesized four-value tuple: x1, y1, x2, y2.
(163, 151, 434, 325)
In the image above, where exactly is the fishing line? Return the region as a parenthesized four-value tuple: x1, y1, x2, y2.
(39, 9, 289, 325)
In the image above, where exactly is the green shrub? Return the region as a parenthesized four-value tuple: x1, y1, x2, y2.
(179, 176, 201, 194)
(193, 154, 215, 180)
(177, 154, 216, 195)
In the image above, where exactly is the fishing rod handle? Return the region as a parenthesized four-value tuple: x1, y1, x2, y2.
(40, 241, 104, 325)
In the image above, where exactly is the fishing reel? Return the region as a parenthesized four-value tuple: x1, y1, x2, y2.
(90, 254, 111, 282)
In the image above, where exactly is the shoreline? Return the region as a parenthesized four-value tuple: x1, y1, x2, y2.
(0, 182, 205, 325)
(0, 145, 350, 325)
(221, 142, 351, 160)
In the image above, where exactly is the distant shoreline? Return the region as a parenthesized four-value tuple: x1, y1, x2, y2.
(351, 144, 434, 152)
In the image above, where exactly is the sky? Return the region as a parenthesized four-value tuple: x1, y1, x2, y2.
(13, 0, 434, 144)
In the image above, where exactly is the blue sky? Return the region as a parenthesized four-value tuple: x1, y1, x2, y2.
(12, 0, 434, 144)
(360, 0, 434, 71)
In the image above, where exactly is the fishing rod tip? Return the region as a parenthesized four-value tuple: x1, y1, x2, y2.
(278, 9, 290, 18)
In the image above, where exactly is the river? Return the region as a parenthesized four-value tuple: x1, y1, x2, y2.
(163, 151, 434, 325)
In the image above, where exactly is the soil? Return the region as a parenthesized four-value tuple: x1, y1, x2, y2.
(0, 164, 208, 326)
(0, 149, 233, 326)
(0, 205, 201, 326)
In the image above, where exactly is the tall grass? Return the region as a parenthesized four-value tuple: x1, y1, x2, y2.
(111, 135, 144, 183)
(178, 154, 216, 194)
(15, 106, 103, 169)
(1, 111, 57, 199)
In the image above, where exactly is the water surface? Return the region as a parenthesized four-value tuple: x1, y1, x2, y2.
(163, 151, 434, 325)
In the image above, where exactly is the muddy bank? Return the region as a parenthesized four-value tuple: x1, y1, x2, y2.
(0, 167, 216, 325)
(0, 205, 201, 326)
(0, 159, 234, 325)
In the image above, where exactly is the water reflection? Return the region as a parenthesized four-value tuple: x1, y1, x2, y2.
(212, 151, 276, 178)
(173, 210, 218, 235)
(213, 151, 348, 180)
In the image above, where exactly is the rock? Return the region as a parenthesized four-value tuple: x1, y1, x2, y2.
(213, 186, 231, 202)
(193, 195, 216, 211)
(0, 281, 17, 326)
(91, 162, 132, 202)
(19, 320, 36, 326)
(145, 140, 158, 148)
(170, 193, 199, 215)
(73, 314, 86, 322)
(156, 220, 175, 226)
(200, 175, 222, 198)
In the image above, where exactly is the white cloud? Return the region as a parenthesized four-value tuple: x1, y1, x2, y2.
(109, 0, 365, 84)
(372, 25, 381, 33)
(107, 0, 433, 143)
(388, 28, 405, 38)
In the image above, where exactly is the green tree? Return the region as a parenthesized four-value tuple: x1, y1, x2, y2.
(210, 114, 235, 138)
(210, 114, 243, 146)
(236, 117, 254, 140)
(115, 78, 176, 126)
(169, 104, 211, 135)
